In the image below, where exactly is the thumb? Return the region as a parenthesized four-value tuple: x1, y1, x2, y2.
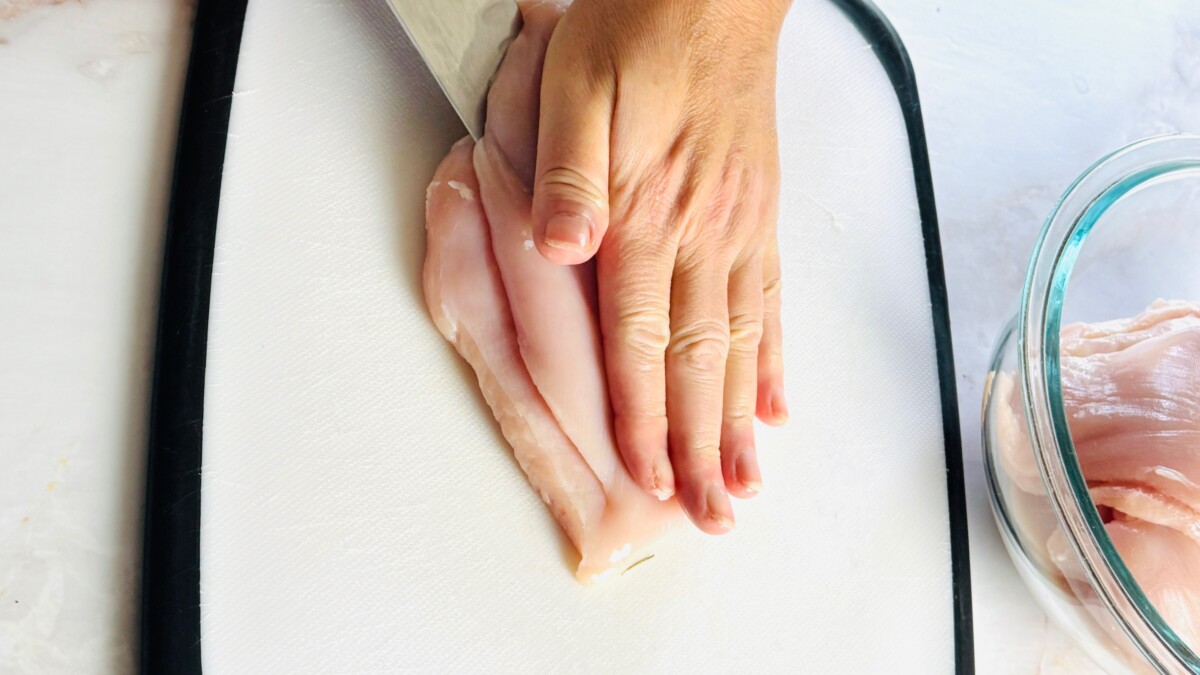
(532, 42, 612, 265)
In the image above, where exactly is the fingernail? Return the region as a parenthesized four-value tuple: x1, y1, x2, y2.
(736, 451, 762, 493)
(706, 484, 734, 531)
(651, 455, 675, 501)
(771, 387, 789, 424)
(544, 213, 592, 251)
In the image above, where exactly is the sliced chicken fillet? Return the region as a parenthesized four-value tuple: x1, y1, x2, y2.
(424, 2, 680, 582)
(424, 139, 605, 555)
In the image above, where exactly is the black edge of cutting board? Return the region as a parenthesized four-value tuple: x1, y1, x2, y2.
(830, 0, 976, 671)
(141, 0, 974, 672)
(141, 0, 248, 673)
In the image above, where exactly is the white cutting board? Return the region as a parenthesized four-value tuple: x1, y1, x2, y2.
(200, 0, 956, 671)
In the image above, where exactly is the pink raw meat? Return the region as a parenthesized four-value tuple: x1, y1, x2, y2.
(1089, 484, 1200, 547)
(1047, 517, 1200, 654)
(1102, 518, 1200, 650)
(423, 2, 680, 583)
(1062, 300, 1200, 512)
(1065, 302, 1200, 650)
(995, 300, 1200, 504)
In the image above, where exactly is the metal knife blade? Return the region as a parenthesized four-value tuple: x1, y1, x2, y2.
(385, 0, 522, 139)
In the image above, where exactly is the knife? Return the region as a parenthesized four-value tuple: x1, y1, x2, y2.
(385, 0, 523, 139)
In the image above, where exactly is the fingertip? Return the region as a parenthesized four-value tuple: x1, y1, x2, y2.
(531, 168, 609, 264)
(756, 377, 788, 426)
(770, 390, 789, 425)
(759, 410, 787, 427)
(544, 212, 594, 249)
(767, 382, 788, 425)
(704, 483, 736, 533)
(734, 449, 763, 492)
(680, 480, 735, 534)
(650, 453, 676, 501)
(721, 426, 760, 498)
(534, 211, 601, 264)
(725, 448, 761, 499)
(534, 240, 595, 265)
(615, 417, 674, 500)
(755, 380, 773, 423)
(533, 36, 611, 266)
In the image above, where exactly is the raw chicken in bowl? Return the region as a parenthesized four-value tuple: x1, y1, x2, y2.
(983, 135, 1200, 674)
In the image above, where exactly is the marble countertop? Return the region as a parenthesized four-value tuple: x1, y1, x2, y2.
(2, 0, 1198, 672)
(876, 1, 1200, 671)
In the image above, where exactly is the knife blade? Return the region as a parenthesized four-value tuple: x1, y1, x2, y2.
(385, 0, 523, 139)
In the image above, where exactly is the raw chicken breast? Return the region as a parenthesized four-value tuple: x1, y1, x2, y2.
(998, 297, 1200, 648)
(1089, 484, 1200, 547)
(1062, 300, 1200, 512)
(1064, 302, 1200, 650)
(423, 1, 680, 582)
(995, 300, 1200, 504)
(1086, 484, 1200, 653)
(1102, 518, 1200, 650)
(1047, 517, 1200, 655)
(475, 1, 621, 492)
(997, 300, 1200, 651)
(424, 139, 605, 562)
(990, 369, 1043, 495)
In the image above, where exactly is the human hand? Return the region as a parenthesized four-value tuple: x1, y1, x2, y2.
(530, 0, 791, 533)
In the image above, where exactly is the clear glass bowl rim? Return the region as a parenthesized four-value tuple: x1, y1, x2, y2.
(1017, 133, 1200, 673)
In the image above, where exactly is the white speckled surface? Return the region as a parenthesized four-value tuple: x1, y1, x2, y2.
(3, 0, 1200, 672)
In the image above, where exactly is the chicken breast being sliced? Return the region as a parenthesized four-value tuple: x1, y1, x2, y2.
(423, 2, 680, 582)
(424, 139, 605, 564)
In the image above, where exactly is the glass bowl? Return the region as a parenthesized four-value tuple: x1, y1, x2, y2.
(982, 135, 1200, 674)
